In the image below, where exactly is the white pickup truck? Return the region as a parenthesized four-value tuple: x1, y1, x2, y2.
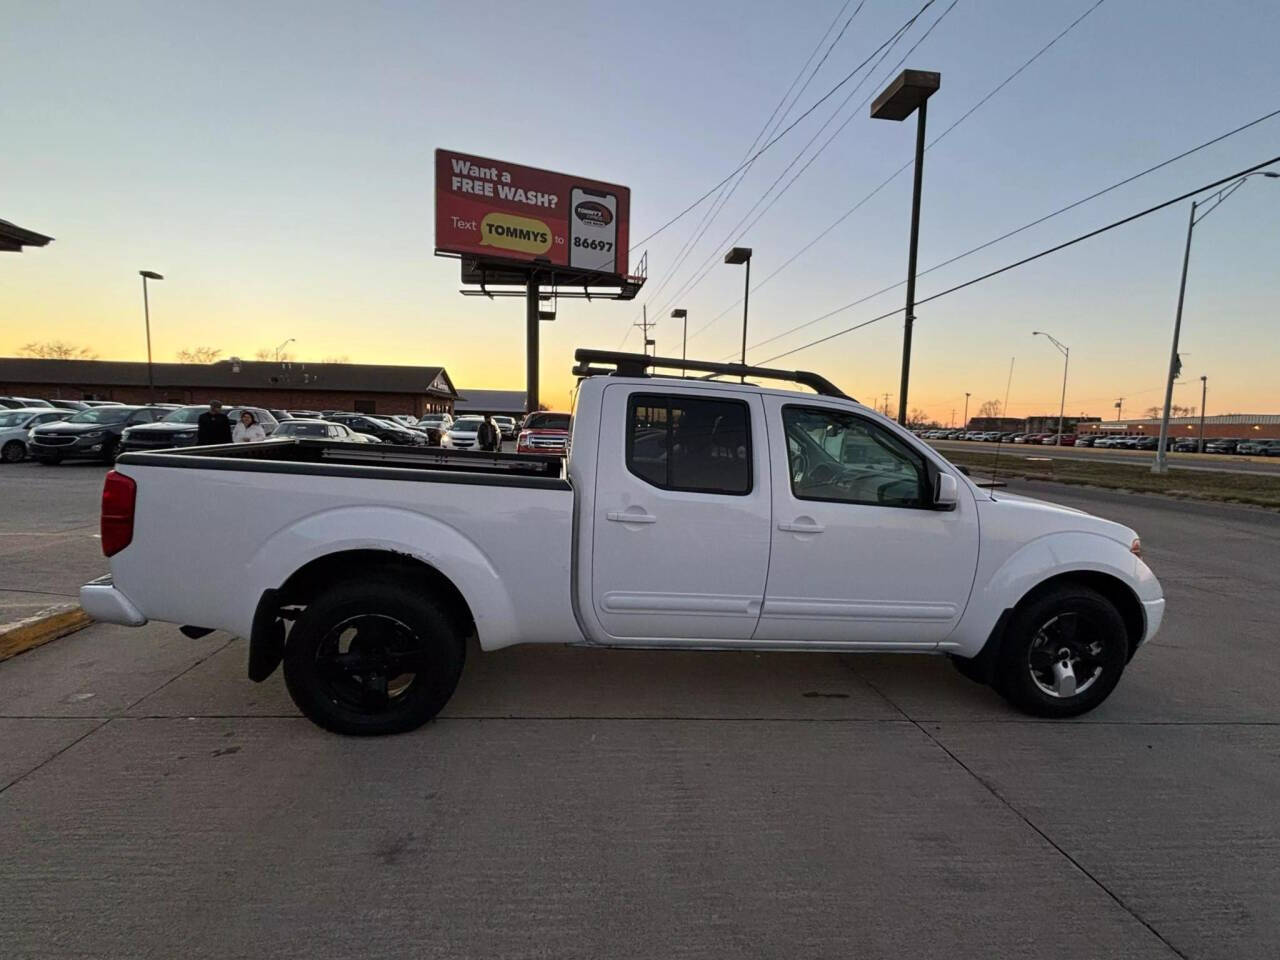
(82, 349, 1164, 735)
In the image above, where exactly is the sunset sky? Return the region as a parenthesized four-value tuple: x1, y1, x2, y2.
(3, 0, 1278, 420)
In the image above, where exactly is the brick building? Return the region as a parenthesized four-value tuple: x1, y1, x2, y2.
(1078, 415, 1280, 441)
(0, 357, 457, 417)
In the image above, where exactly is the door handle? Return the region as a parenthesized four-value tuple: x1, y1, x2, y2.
(777, 519, 825, 533)
(608, 510, 657, 524)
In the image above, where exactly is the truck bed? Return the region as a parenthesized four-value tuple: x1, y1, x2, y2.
(116, 437, 570, 489)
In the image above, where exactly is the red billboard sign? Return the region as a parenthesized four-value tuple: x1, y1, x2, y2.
(435, 149, 630, 278)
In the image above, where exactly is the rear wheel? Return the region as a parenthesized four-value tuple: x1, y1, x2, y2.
(2, 441, 25, 463)
(996, 585, 1129, 718)
(283, 580, 465, 735)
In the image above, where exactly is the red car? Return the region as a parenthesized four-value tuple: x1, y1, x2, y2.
(516, 411, 572, 456)
(1041, 433, 1077, 446)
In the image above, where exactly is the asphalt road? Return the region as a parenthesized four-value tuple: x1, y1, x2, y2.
(931, 438, 1280, 476)
(2, 469, 1280, 958)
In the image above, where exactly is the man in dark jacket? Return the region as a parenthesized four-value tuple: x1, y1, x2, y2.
(477, 413, 502, 452)
(197, 400, 233, 445)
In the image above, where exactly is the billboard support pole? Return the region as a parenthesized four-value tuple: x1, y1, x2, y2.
(526, 274, 540, 414)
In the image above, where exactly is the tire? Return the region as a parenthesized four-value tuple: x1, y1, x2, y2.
(283, 579, 465, 736)
(2, 441, 25, 464)
(995, 584, 1129, 718)
(100, 438, 119, 464)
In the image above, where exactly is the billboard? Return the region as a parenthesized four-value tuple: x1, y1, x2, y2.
(435, 149, 630, 278)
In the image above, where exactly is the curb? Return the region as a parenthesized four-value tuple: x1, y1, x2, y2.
(0, 605, 94, 663)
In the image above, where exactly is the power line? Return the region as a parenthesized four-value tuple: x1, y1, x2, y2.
(667, 0, 960, 333)
(757, 153, 1280, 364)
(700, 0, 1114, 350)
(637, 0, 864, 313)
(740, 104, 1280, 357)
(626, 0, 939, 254)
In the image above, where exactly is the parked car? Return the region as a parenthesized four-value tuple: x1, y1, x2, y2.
(273, 419, 379, 443)
(517, 411, 572, 456)
(1238, 439, 1280, 456)
(1075, 435, 1096, 447)
(1204, 438, 1242, 454)
(286, 409, 323, 419)
(80, 400, 126, 407)
(418, 412, 454, 431)
(494, 416, 518, 440)
(386, 415, 421, 430)
(1015, 434, 1043, 444)
(46, 399, 89, 412)
(1171, 438, 1201, 453)
(326, 414, 428, 446)
(0, 396, 53, 409)
(85, 348, 1164, 735)
(0, 407, 68, 462)
(267, 409, 295, 422)
(444, 415, 485, 449)
(29, 405, 173, 463)
(118, 404, 279, 454)
(1041, 434, 1077, 446)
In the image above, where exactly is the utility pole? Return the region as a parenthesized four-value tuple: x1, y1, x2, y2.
(634, 306, 655, 357)
(950, 408, 955, 428)
(962, 392, 970, 430)
(1115, 398, 1124, 420)
(882, 393, 891, 417)
(1198, 376, 1208, 453)
(1003, 357, 1015, 426)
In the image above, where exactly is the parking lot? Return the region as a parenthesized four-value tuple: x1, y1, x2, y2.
(3, 464, 1280, 959)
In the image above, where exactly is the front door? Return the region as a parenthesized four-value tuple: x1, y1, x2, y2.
(756, 399, 980, 647)
(590, 384, 771, 641)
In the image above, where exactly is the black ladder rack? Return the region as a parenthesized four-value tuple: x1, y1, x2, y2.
(572, 348, 854, 401)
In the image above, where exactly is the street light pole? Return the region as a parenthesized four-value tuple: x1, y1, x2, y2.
(275, 337, 295, 362)
(871, 69, 940, 425)
(1032, 331, 1069, 446)
(139, 271, 164, 403)
(670, 309, 688, 374)
(1154, 170, 1278, 473)
(1198, 375, 1208, 453)
(962, 392, 970, 430)
(724, 247, 753, 381)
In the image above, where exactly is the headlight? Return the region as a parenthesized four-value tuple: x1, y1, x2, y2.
(517, 431, 530, 447)
(82, 430, 106, 439)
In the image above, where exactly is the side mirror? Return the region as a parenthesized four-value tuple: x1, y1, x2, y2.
(933, 472, 959, 510)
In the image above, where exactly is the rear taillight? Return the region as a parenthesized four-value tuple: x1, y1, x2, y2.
(101, 470, 136, 557)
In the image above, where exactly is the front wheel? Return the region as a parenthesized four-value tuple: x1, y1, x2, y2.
(283, 580, 465, 735)
(2, 441, 26, 463)
(996, 585, 1129, 718)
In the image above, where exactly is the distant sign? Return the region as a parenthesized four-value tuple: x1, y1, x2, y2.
(435, 149, 630, 278)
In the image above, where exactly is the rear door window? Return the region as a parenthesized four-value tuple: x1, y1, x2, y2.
(626, 393, 751, 495)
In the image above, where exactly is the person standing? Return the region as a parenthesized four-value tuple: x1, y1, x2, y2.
(233, 410, 267, 443)
(477, 413, 502, 452)
(197, 400, 233, 445)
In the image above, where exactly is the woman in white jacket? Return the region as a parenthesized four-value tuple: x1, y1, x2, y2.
(233, 410, 267, 443)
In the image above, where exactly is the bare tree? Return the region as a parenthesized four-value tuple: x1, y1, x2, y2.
(907, 407, 934, 429)
(253, 347, 295, 362)
(1145, 404, 1196, 418)
(321, 355, 351, 364)
(976, 399, 1003, 418)
(175, 346, 223, 364)
(19, 340, 98, 360)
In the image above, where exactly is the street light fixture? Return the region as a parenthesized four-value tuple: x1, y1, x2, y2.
(139, 271, 164, 402)
(724, 247, 752, 378)
(1032, 331, 1069, 446)
(275, 337, 295, 362)
(963, 391, 970, 430)
(1154, 170, 1279, 473)
(871, 68, 940, 426)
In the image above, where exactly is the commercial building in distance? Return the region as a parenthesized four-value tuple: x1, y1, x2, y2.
(1077, 415, 1280, 441)
(0, 357, 458, 416)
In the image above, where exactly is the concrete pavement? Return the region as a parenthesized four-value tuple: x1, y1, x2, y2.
(2, 476, 1279, 958)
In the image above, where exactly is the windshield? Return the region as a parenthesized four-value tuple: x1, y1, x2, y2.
(67, 407, 134, 424)
(162, 407, 207, 424)
(0, 411, 39, 428)
(277, 422, 328, 437)
(453, 418, 483, 430)
(526, 413, 570, 431)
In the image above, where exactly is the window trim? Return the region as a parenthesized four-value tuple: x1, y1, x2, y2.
(625, 392, 754, 497)
(781, 404, 931, 510)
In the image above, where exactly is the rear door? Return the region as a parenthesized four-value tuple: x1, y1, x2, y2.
(590, 385, 771, 641)
(756, 399, 980, 647)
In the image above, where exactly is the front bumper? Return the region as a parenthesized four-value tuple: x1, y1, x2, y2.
(80, 575, 147, 626)
(30, 435, 108, 457)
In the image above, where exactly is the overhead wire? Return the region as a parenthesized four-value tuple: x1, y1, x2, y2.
(738, 104, 1280, 358)
(755, 153, 1280, 365)
(699, 0, 1114, 352)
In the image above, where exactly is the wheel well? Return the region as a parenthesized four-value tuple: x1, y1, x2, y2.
(1016, 571, 1145, 659)
(276, 549, 476, 637)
